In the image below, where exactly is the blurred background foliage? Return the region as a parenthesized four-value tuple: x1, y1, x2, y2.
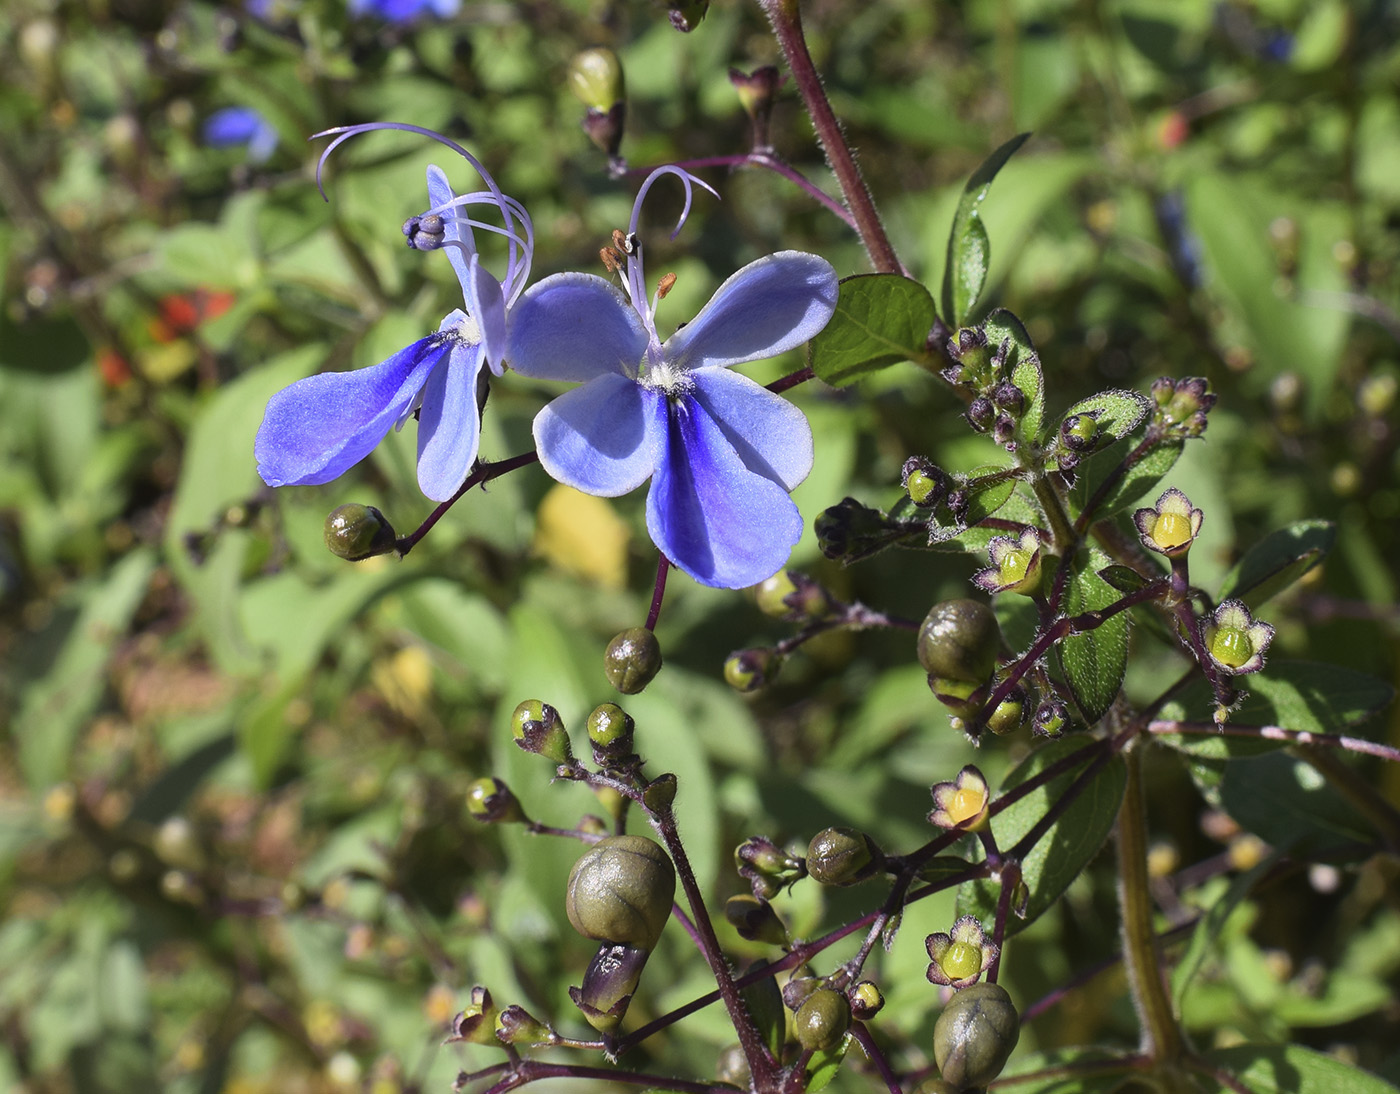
(1, 0, 1398, 1090)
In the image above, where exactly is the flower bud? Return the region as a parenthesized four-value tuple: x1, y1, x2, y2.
(985, 686, 1028, 736)
(1033, 699, 1068, 738)
(754, 570, 799, 618)
(926, 915, 998, 988)
(1060, 413, 1098, 452)
(667, 0, 708, 31)
(642, 773, 677, 814)
(933, 982, 1020, 1088)
(806, 826, 883, 887)
(992, 380, 1026, 416)
(966, 396, 996, 433)
(1153, 376, 1217, 437)
(587, 702, 636, 767)
(729, 65, 783, 153)
(464, 777, 526, 824)
(324, 503, 396, 561)
(755, 570, 833, 622)
(724, 895, 788, 946)
(902, 456, 949, 509)
(724, 647, 780, 693)
(736, 836, 806, 900)
(495, 1004, 556, 1045)
(402, 213, 447, 251)
(849, 980, 884, 1020)
(447, 987, 498, 1045)
(794, 988, 851, 1052)
(567, 835, 675, 951)
(511, 700, 574, 765)
(568, 49, 625, 113)
(944, 327, 992, 387)
(917, 600, 1002, 683)
(604, 627, 663, 694)
(1202, 599, 1275, 675)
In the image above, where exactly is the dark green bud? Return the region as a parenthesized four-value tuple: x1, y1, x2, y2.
(324, 503, 396, 561)
(756, 571, 833, 622)
(933, 982, 1020, 1088)
(724, 647, 780, 693)
(985, 686, 1028, 736)
(724, 895, 788, 946)
(917, 600, 1002, 683)
(806, 826, 883, 887)
(1033, 699, 1068, 738)
(849, 980, 884, 1020)
(736, 836, 806, 900)
(1060, 413, 1098, 451)
(604, 627, 663, 694)
(464, 777, 525, 824)
(993, 380, 1026, 416)
(966, 396, 995, 432)
(642, 773, 677, 814)
(570, 941, 650, 1033)
(567, 835, 675, 951)
(587, 702, 635, 766)
(511, 700, 574, 765)
(567, 48, 624, 112)
(794, 988, 851, 1052)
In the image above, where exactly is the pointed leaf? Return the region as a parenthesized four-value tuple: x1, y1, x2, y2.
(1218, 520, 1335, 608)
(1202, 1043, 1400, 1094)
(984, 308, 1045, 442)
(941, 133, 1031, 325)
(1060, 389, 1152, 448)
(1054, 549, 1130, 723)
(808, 274, 937, 387)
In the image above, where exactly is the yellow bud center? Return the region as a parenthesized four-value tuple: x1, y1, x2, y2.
(999, 550, 1032, 586)
(948, 787, 985, 826)
(941, 940, 984, 981)
(1152, 511, 1193, 550)
(1210, 626, 1252, 668)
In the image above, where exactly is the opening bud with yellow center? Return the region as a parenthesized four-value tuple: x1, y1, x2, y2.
(928, 765, 991, 832)
(925, 914, 999, 988)
(464, 777, 526, 825)
(972, 528, 1043, 597)
(1133, 487, 1203, 558)
(447, 987, 499, 1045)
(1202, 598, 1275, 675)
(511, 700, 574, 766)
(902, 456, 950, 509)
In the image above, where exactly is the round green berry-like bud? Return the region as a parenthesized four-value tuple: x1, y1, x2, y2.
(724, 647, 779, 693)
(794, 988, 851, 1052)
(465, 777, 525, 824)
(1034, 699, 1068, 738)
(902, 457, 949, 509)
(941, 940, 985, 982)
(985, 688, 1027, 736)
(587, 702, 635, 766)
(933, 982, 1021, 1089)
(917, 600, 1002, 684)
(806, 826, 882, 887)
(324, 503, 396, 561)
(755, 571, 799, 618)
(566, 835, 676, 951)
(604, 628, 663, 694)
(567, 48, 624, 112)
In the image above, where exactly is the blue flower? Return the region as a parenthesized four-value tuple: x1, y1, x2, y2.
(506, 168, 839, 589)
(348, 0, 459, 21)
(203, 107, 279, 164)
(255, 124, 533, 502)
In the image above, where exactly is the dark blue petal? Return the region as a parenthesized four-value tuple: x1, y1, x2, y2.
(646, 391, 804, 589)
(255, 336, 449, 487)
(688, 367, 813, 491)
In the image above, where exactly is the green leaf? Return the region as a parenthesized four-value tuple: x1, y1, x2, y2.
(808, 274, 937, 387)
(1060, 389, 1152, 447)
(928, 465, 1018, 545)
(956, 737, 1125, 936)
(805, 1034, 851, 1093)
(996, 1048, 1138, 1093)
(1154, 660, 1394, 758)
(1171, 851, 1280, 1008)
(1201, 1044, 1400, 1094)
(1218, 520, 1336, 608)
(1072, 436, 1184, 523)
(1054, 548, 1130, 723)
(941, 132, 1031, 325)
(984, 308, 1045, 442)
(1220, 752, 1376, 857)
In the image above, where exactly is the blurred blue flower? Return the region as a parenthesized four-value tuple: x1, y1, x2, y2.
(256, 125, 533, 502)
(506, 167, 839, 588)
(349, 0, 459, 21)
(203, 107, 279, 164)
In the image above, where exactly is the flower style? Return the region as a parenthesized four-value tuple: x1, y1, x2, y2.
(971, 527, 1043, 597)
(926, 915, 999, 989)
(1133, 487, 1203, 558)
(505, 168, 839, 588)
(203, 107, 279, 164)
(255, 124, 533, 502)
(1202, 598, 1275, 675)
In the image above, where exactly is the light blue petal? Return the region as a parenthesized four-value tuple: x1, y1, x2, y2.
(688, 367, 814, 491)
(533, 374, 658, 497)
(646, 392, 804, 589)
(426, 165, 476, 292)
(505, 272, 648, 382)
(416, 338, 487, 501)
(663, 251, 839, 372)
(255, 336, 449, 487)
(463, 253, 508, 375)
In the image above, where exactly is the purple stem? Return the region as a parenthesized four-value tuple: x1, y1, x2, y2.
(1147, 719, 1400, 764)
(397, 450, 540, 555)
(645, 554, 672, 631)
(767, 365, 814, 394)
(481, 1060, 736, 1094)
(848, 1023, 903, 1094)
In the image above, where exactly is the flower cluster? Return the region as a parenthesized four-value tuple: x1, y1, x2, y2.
(254, 128, 839, 591)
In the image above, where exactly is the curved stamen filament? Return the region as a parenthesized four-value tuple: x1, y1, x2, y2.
(621, 165, 718, 345)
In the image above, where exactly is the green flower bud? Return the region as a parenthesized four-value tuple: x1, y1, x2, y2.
(917, 600, 1002, 683)
(806, 826, 883, 887)
(724, 647, 780, 693)
(849, 980, 884, 1020)
(511, 700, 574, 766)
(902, 456, 949, 509)
(943, 327, 993, 388)
(933, 982, 1020, 1089)
(794, 988, 851, 1052)
(985, 687, 1028, 736)
(604, 627, 663, 694)
(1034, 699, 1069, 738)
(736, 836, 806, 900)
(567, 835, 675, 951)
(567, 49, 625, 112)
(324, 503, 396, 561)
(667, 0, 708, 32)
(1060, 413, 1098, 452)
(755, 570, 800, 618)
(464, 777, 526, 824)
(448, 986, 499, 1045)
(495, 1003, 556, 1045)
(587, 702, 636, 767)
(642, 773, 677, 814)
(724, 895, 788, 946)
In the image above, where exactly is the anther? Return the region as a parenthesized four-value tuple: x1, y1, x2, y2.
(656, 272, 677, 299)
